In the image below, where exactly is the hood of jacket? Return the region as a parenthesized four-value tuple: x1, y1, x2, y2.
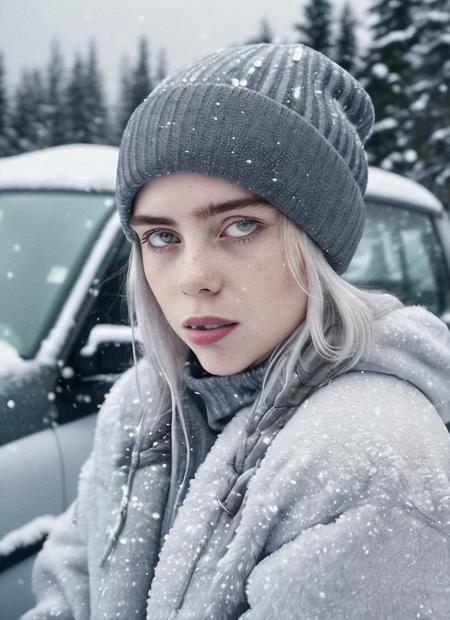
(354, 298, 450, 426)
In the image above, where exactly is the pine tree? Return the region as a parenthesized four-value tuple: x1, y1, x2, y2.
(65, 53, 90, 143)
(0, 52, 11, 156)
(246, 18, 273, 44)
(334, 2, 359, 73)
(65, 43, 110, 145)
(10, 68, 49, 152)
(361, 0, 417, 175)
(117, 54, 135, 137)
(407, 0, 450, 207)
(132, 37, 152, 108)
(84, 40, 109, 143)
(45, 39, 67, 146)
(294, 0, 333, 56)
(117, 37, 153, 135)
(155, 48, 168, 86)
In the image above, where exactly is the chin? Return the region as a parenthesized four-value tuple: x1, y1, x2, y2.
(194, 350, 254, 377)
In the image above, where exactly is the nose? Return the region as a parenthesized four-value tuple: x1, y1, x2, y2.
(177, 247, 222, 296)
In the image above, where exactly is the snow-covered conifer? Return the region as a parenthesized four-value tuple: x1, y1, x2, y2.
(10, 68, 48, 152)
(294, 0, 333, 57)
(117, 36, 153, 136)
(0, 52, 12, 156)
(45, 39, 67, 146)
(65, 43, 109, 145)
(116, 55, 134, 140)
(334, 2, 359, 74)
(65, 53, 90, 143)
(407, 0, 450, 207)
(362, 0, 417, 175)
(84, 40, 109, 143)
(131, 37, 153, 110)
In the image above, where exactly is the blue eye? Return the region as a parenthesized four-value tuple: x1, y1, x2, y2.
(146, 230, 178, 248)
(142, 218, 261, 253)
(225, 219, 258, 237)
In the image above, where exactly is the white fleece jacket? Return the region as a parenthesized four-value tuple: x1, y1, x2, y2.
(22, 305, 450, 619)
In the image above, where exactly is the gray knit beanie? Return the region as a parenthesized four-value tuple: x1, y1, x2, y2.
(116, 43, 375, 273)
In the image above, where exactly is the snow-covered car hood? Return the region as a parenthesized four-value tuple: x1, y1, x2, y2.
(0, 144, 118, 192)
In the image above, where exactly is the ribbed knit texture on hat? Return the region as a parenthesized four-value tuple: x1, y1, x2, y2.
(116, 43, 375, 273)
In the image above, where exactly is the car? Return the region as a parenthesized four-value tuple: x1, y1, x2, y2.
(345, 167, 450, 322)
(0, 144, 449, 619)
(0, 144, 128, 619)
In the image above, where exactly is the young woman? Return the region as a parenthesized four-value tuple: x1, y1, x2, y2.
(24, 43, 450, 619)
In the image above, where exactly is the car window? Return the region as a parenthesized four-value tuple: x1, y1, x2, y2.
(53, 233, 131, 426)
(344, 201, 450, 315)
(0, 191, 114, 359)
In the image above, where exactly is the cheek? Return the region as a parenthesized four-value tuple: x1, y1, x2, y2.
(240, 258, 301, 317)
(142, 260, 154, 287)
(239, 247, 290, 295)
(142, 261, 156, 293)
(141, 260, 168, 305)
(268, 251, 296, 292)
(271, 257, 308, 315)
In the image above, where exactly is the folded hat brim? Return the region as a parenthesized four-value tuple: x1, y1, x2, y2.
(117, 83, 366, 274)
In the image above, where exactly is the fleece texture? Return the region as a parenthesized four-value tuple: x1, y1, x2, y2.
(22, 305, 450, 619)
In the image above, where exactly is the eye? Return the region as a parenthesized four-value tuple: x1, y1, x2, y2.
(223, 219, 258, 238)
(143, 230, 179, 249)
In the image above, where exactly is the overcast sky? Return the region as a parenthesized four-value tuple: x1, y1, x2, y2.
(1, 0, 372, 105)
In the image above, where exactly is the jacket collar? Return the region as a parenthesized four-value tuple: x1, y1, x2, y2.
(183, 351, 270, 431)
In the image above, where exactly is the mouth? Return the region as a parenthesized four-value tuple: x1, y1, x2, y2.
(182, 316, 239, 345)
(187, 322, 236, 331)
(182, 315, 237, 329)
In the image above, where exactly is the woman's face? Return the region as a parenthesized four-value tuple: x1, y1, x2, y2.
(131, 172, 307, 376)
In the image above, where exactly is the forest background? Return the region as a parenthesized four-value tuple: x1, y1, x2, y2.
(0, 0, 449, 208)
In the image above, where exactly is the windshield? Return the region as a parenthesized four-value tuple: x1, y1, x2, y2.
(0, 191, 114, 358)
(344, 201, 450, 316)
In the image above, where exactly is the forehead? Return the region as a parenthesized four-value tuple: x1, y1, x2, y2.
(134, 172, 257, 213)
(130, 174, 276, 229)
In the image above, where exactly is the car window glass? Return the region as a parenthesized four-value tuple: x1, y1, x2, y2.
(344, 202, 450, 315)
(0, 192, 114, 359)
(53, 234, 131, 426)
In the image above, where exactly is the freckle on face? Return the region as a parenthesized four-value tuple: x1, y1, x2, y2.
(133, 172, 307, 376)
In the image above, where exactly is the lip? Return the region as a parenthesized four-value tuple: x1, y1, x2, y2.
(182, 315, 238, 346)
(185, 323, 238, 346)
(182, 315, 235, 328)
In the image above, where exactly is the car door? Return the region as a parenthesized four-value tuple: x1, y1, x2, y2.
(0, 192, 129, 619)
(0, 366, 64, 620)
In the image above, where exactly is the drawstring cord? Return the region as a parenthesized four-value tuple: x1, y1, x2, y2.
(99, 366, 190, 565)
(100, 406, 145, 567)
(100, 323, 150, 567)
(99, 399, 174, 567)
(160, 391, 192, 540)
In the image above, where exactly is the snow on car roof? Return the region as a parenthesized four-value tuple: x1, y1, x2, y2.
(0, 144, 118, 192)
(367, 166, 442, 213)
(0, 145, 442, 213)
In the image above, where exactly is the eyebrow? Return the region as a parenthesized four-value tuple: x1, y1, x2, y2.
(129, 197, 271, 227)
